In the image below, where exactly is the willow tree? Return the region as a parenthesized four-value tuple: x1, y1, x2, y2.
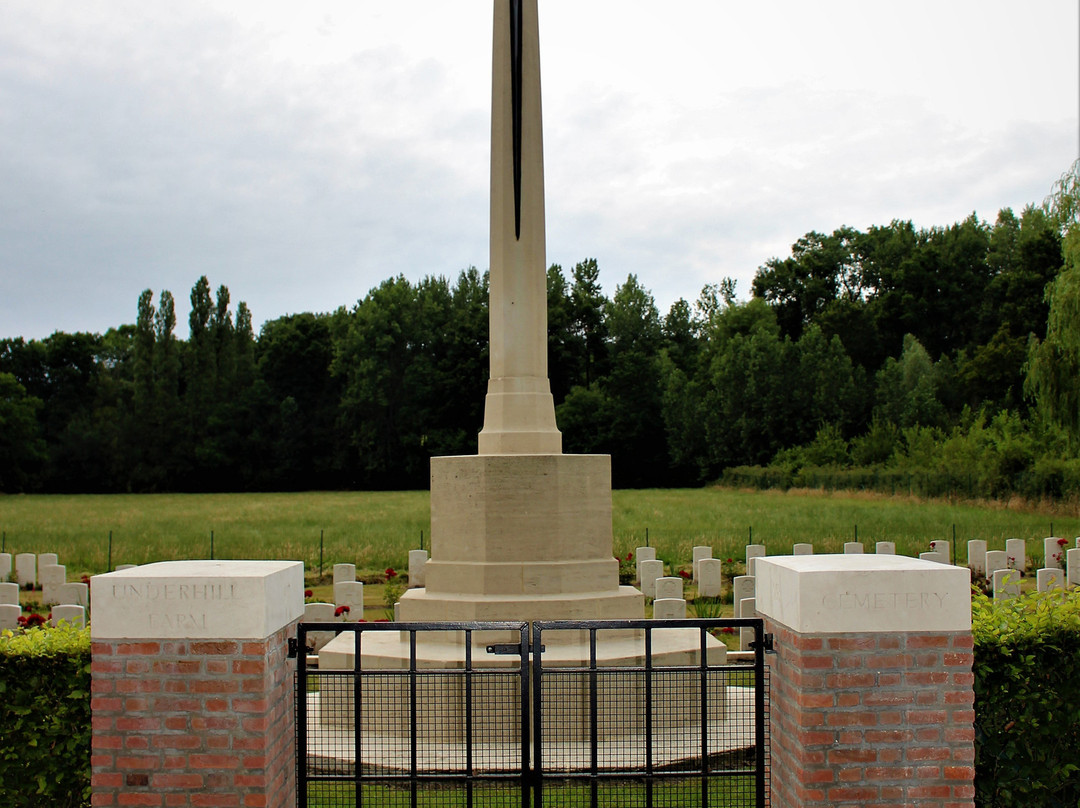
(1025, 159, 1080, 442)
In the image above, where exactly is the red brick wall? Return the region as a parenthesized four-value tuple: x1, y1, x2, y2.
(91, 621, 298, 808)
(766, 619, 975, 808)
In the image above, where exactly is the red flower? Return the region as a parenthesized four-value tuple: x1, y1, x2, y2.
(1057, 538, 1069, 547)
(304, 589, 313, 598)
(721, 627, 736, 634)
(18, 613, 46, 629)
(726, 558, 734, 564)
(930, 541, 937, 550)
(678, 570, 691, 580)
(334, 605, 350, 617)
(385, 568, 397, 579)
(626, 552, 633, 561)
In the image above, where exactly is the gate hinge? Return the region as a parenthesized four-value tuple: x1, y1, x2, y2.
(750, 633, 775, 654)
(486, 643, 544, 655)
(288, 637, 299, 659)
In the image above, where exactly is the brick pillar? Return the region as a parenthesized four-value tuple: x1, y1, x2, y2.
(755, 555, 975, 808)
(90, 561, 304, 808)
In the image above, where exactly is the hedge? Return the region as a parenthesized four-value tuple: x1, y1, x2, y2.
(973, 588, 1080, 807)
(0, 623, 91, 808)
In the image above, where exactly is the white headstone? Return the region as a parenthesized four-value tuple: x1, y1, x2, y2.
(302, 602, 337, 652)
(332, 563, 356, 585)
(919, 552, 948, 565)
(967, 540, 987, 576)
(639, 559, 664, 598)
(635, 547, 656, 583)
(732, 576, 755, 617)
(15, 553, 35, 588)
(697, 558, 723, 598)
(654, 576, 683, 601)
(38, 552, 58, 568)
(1076, 538, 1080, 549)
(0, 553, 11, 580)
(1069, 548, 1080, 587)
(992, 568, 1020, 600)
(51, 604, 85, 628)
(0, 604, 21, 630)
(746, 544, 766, 575)
(929, 540, 949, 562)
(1044, 537, 1066, 570)
(793, 543, 814, 555)
(652, 598, 686, 620)
(0, 582, 19, 605)
(114, 564, 137, 571)
(333, 581, 364, 620)
(1037, 568, 1064, 593)
(844, 542, 864, 554)
(58, 582, 89, 608)
(692, 545, 712, 583)
(739, 597, 758, 651)
(40, 564, 67, 603)
(1005, 539, 1026, 572)
(408, 550, 429, 588)
(875, 541, 896, 555)
(985, 550, 1008, 575)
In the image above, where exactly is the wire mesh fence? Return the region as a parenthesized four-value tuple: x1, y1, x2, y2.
(296, 619, 769, 808)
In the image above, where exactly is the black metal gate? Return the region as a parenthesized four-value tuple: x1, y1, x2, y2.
(295, 618, 769, 807)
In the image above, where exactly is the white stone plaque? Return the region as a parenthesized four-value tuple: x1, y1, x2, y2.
(0, 604, 21, 630)
(0, 553, 11, 581)
(993, 568, 1020, 600)
(697, 559, 723, 598)
(967, 540, 987, 576)
(844, 542, 864, 554)
(1005, 539, 1026, 572)
(793, 543, 814, 556)
(692, 545, 712, 583)
(875, 542, 895, 555)
(38, 552, 58, 568)
(408, 550, 429, 588)
(755, 555, 972, 634)
(51, 605, 85, 628)
(333, 563, 356, 585)
(635, 547, 656, 583)
(652, 598, 686, 619)
(985, 550, 1008, 575)
(1044, 537, 1066, 570)
(654, 576, 683, 601)
(1037, 568, 1064, 593)
(15, 554, 35, 588)
(746, 544, 766, 575)
(91, 560, 304, 640)
(732, 576, 755, 618)
(1069, 548, 1080, 587)
(0, 581, 19, 605)
(639, 559, 664, 599)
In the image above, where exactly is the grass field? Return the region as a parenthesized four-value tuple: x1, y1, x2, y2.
(1, 487, 1077, 579)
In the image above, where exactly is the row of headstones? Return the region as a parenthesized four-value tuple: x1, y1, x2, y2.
(0, 552, 134, 631)
(301, 551, 431, 637)
(637, 537, 1080, 647)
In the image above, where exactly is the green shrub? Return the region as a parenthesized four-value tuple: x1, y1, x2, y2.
(972, 588, 1080, 807)
(0, 623, 92, 808)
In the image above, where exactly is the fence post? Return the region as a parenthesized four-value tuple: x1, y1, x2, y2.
(756, 555, 974, 808)
(90, 560, 304, 808)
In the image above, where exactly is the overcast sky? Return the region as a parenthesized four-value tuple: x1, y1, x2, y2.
(2, 1, 1077, 341)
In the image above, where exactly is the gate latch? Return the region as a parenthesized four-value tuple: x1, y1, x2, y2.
(288, 637, 299, 659)
(486, 643, 545, 655)
(749, 633, 775, 654)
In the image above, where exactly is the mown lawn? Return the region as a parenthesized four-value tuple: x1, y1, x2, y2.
(0, 487, 1076, 578)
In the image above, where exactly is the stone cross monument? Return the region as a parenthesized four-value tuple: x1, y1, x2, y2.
(389, 0, 643, 628)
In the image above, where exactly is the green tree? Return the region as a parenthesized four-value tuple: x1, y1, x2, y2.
(0, 372, 45, 491)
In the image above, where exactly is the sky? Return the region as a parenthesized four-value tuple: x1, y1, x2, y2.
(1, 0, 1078, 341)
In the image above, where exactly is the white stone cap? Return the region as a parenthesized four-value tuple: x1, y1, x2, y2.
(91, 560, 304, 640)
(755, 554, 971, 634)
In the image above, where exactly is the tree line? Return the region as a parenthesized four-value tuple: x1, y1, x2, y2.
(2, 164, 1079, 497)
